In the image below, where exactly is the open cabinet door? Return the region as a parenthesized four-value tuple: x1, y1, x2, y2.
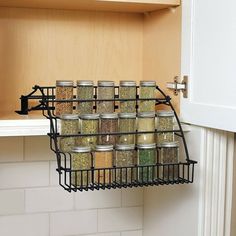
(181, 0, 236, 132)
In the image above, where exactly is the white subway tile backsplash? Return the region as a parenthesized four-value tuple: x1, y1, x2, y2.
(0, 189, 24, 215)
(0, 214, 49, 236)
(98, 207, 143, 232)
(0, 162, 49, 189)
(75, 189, 121, 210)
(24, 136, 54, 161)
(50, 210, 97, 236)
(121, 230, 142, 236)
(122, 188, 143, 207)
(25, 187, 73, 213)
(50, 161, 59, 186)
(0, 137, 23, 162)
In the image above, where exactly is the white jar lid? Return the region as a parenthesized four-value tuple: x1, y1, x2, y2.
(56, 80, 74, 87)
(60, 114, 79, 120)
(157, 141, 179, 148)
(79, 114, 100, 120)
(137, 112, 155, 118)
(120, 80, 136, 87)
(77, 80, 94, 86)
(95, 145, 113, 151)
(118, 113, 136, 119)
(137, 143, 156, 149)
(115, 144, 135, 151)
(98, 80, 115, 87)
(72, 146, 91, 153)
(100, 113, 118, 119)
(157, 110, 174, 117)
(140, 81, 156, 87)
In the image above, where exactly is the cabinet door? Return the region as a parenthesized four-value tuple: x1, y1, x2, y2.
(181, 0, 236, 132)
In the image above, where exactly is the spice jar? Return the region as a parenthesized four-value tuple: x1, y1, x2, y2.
(157, 141, 179, 181)
(139, 81, 156, 112)
(157, 110, 175, 144)
(77, 80, 94, 115)
(137, 112, 156, 144)
(55, 80, 74, 116)
(137, 143, 157, 182)
(60, 114, 79, 152)
(119, 80, 136, 113)
(71, 146, 92, 187)
(77, 114, 99, 149)
(114, 144, 136, 184)
(94, 145, 113, 185)
(97, 81, 115, 114)
(118, 113, 136, 145)
(100, 113, 118, 145)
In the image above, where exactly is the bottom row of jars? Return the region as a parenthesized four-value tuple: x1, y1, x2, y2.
(70, 142, 179, 187)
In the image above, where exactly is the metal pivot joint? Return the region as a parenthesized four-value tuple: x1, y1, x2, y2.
(166, 76, 188, 98)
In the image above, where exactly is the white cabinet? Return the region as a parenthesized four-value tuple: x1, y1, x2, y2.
(181, 0, 236, 132)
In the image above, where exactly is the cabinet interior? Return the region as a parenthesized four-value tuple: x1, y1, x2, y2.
(0, 2, 181, 119)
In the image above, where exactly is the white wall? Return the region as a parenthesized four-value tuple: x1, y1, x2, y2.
(0, 136, 143, 236)
(143, 126, 201, 236)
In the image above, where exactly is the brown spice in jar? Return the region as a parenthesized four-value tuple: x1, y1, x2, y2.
(55, 81, 74, 116)
(94, 145, 113, 184)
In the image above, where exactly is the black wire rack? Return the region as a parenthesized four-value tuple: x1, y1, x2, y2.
(16, 84, 197, 192)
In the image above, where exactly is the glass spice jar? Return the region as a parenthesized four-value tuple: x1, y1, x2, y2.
(157, 141, 179, 181)
(97, 81, 115, 114)
(71, 146, 92, 187)
(60, 114, 79, 152)
(94, 145, 114, 185)
(77, 80, 94, 115)
(119, 80, 137, 113)
(55, 80, 74, 116)
(118, 113, 136, 145)
(137, 112, 156, 144)
(156, 110, 175, 144)
(77, 114, 99, 149)
(137, 143, 157, 182)
(139, 81, 156, 112)
(114, 144, 136, 184)
(100, 113, 118, 145)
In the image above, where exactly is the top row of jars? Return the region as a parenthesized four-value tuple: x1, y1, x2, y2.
(55, 80, 157, 116)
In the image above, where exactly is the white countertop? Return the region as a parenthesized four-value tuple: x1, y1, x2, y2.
(0, 115, 191, 137)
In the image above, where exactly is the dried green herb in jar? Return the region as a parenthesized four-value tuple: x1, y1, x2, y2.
(94, 145, 114, 185)
(77, 80, 94, 115)
(114, 144, 136, 184)
(137, 143, 156, 182)
(139, 81, 156, 112)
(157, 110, 175, 144)
(119, 81, 136, 113)
(71, 146, 92, 187)
(77, 114, 99, 149)
(55, 80, 74, 116)
(118, 113, 136, 145)
(157, 141, 179, 181)
(60, 114, 79, 152)
(137, 112, 155, 144)
(100, 113, 118, 145)
(97, 81, 115, 114)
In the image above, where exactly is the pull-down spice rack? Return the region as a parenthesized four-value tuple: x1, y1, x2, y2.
(16, 84, 197, 192)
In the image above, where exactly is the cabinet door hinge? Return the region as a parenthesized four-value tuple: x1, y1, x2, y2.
(166, 76, 188, 98)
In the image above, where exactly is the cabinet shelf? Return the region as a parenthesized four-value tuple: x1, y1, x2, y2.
(0, 0, 180, 13)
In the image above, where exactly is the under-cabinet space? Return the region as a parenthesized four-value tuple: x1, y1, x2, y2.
(0, 0, 180, 13)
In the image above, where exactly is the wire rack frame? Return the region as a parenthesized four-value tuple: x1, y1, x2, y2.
(16, 84, 197, 192)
